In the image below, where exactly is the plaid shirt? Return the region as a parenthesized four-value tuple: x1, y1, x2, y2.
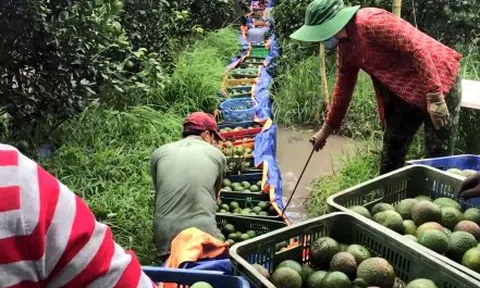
(326, 8, 461, 130)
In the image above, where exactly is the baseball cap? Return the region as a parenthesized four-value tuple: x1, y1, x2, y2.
(184, 112, 225, 141)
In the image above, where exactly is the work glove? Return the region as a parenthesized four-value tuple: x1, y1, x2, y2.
(456, 173, 480, 199)
(427, 92, 450, 130)
(310, 123, 334, 152)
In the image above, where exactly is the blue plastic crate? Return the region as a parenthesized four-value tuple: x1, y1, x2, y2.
(406, 154, 480, 171)
(142, 266, 250, 288)
(220, 98, 257, 123)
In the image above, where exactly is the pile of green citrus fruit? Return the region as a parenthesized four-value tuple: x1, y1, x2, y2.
(252, 236, 438, 288)
(221, 178, 261, 193)
(216, 199, 277, 217)
(349, 196, 480, 272)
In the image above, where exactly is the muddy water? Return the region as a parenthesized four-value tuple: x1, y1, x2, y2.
(276, 127, 360, 223)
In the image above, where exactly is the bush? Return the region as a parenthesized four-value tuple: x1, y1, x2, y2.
(42, 106, 183, 264)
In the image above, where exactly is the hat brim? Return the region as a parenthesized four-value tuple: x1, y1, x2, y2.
(212, 130, 225, 142)
(290, 6, 360, 42)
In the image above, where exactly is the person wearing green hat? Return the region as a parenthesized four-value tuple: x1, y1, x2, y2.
(291, 0, 462, 174)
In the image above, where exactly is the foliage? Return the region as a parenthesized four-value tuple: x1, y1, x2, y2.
(272, 0, 480, 46)
(42, 106, 183, 264)
(0, 0, 166, 144)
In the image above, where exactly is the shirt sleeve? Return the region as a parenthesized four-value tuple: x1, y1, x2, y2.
(8, 146, 157, 288)
(325, 46, 360, 132)
(364, 12, 443, 95)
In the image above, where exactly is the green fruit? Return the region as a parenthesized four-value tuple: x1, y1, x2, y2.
(190, 281, 213, 288)
(329, 252, 357, 279)
(228, 233, 239, 241)
(373, 210, 405, 234)
(461, 247, 480, 272)
(371, 203, 395, 215)
(220, 204, 230, 211)
(240, 208, 251, 215)
(310, 237, 340, 268)
(447, 168, 464, 176)
(348, 205, 372, 219)
(250, 184, 260, 192)
(454, 220, 480, 240)
(252, 264, 270, 279)
(404, 235, 418, 242)
(223, 178, 232, 187)
(258, 201, 269, 210)
(226, 239, 235, 246)
(406, 279, 438, 288)
(464, 208, 480, 225)
(441, 207, 464, 230)
(240, 233, 250, 241)
(414, 195, 433, 202)
(395, 199, 419, 219)
(259, 211, 268, 216)
(222, 224, 235, 235)
(353, 277, 368, 288)
(217, 234, 226, 241)
(319, 271, 351, 288)
(257, 180, 262, 187)
(346, 244, 371, 264)
(411, 201, 441, 226)
(234, 185, 244, 192)
(233, 208, 242, 214)
(246, 230, 256, 238)
(277, 260, 303, 276)
(418, 230, 449, 254)
(241, 181, 251, 189)
(219, 209, 227, 213)
(300, 264, 316, 282)
(416, 222, 444, 238)
(403, 220, 418, 235)
(223, 186, 232, 191)
(229, 201, 240, 210)
(448, 231, 477, 261)
(252, 206, 263, 214)
(271, 267, 302, 288)
(305, 270, 328, 288)
(357, 257, 395, 288)
(433, 197, 462, 211)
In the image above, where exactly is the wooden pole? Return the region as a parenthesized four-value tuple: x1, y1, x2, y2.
(319, 44, 330, 114)
(392, 0, 402, 16)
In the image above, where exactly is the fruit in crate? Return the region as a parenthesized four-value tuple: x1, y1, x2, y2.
(221, 177, 262, 193)
(218, 126, 256, 133)
(216, 198, 276, 217)
(190, 282, 213, 288)
(348, 198, 480, 272)
(259, 236, 439, 288)
(446, 168, 478, 177)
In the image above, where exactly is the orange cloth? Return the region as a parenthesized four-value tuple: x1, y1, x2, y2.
(161, 228, 228, 288)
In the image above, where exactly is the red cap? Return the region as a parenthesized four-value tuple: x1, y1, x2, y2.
(184, 112, 224, 141)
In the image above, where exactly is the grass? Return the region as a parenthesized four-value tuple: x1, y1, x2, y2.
(42, 106, 183, 264)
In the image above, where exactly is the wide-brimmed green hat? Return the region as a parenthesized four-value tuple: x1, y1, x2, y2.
(290, 0, 360, 42)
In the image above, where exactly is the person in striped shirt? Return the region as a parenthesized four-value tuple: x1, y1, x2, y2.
(0, 143, 156, 288)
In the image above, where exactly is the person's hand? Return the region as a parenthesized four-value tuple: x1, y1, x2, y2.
(427, 92, 450, 130)
(457, 173, 480, 199)
(310, 123, 333, 152)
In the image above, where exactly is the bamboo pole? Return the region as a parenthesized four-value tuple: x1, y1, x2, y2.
(392, 0, 402, 16)
(319, 44, 330, 114)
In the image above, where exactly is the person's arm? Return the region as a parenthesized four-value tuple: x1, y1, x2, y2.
(457, 173, 480, 199)
(324, 46, 360, 132)
(0, 144, 156, 287)
(215, 155, 228, 199)
(364, 12, 443, 96)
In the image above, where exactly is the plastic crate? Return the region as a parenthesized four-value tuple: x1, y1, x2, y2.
(229, 212, 480, 288)
(218, 192, 280, 220)
(219, 98, 257, 123)
(216, 214, 286, 238)
(249, 47, 269, 58)
(142, 266, 250, 288)
(327, 165, 480, 281)
(221, 173, 265, 195)
(406, 154, 480, 172)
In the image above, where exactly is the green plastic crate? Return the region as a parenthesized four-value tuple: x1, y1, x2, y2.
(229, 212, 480, 288)
(250, 47, 269, 58)
(327, 165, 480, 281)
(218, 192, 280, 221)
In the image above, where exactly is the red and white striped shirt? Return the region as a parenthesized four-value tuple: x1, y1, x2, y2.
(0, 144, 157, 288)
